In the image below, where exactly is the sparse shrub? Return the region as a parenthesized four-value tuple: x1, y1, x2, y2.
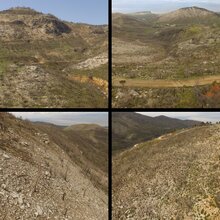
(185, 25, 202, 36)
(119, 80, 126, 87)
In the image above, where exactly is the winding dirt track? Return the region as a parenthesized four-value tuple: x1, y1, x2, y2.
(113, 75, 220, 88)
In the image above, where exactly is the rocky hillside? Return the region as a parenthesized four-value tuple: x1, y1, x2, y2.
(158, 6, 220, 23)
(113, 123, 220, 219)
(0, 113, 108, 219)
(112, 7, 220, 108)
(0, 65, 106, 108)
(35, 122, 108, 192)
(0, 7, 108, 108)
(0, 7, 71, 40)
(112, 112, 200, 152)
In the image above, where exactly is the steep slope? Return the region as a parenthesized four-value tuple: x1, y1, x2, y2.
(35, 122, 108, 193)
(0, 7, 71, 40)
(112, 112, 200, 152)
(113, 124, 220, 219)
(0, 113, 107, 219)
(0, 7, 108, 108)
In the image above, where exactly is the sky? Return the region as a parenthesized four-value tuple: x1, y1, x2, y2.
(11, 112, 108, 126)
(113, 0, 220, 13)
(138, 112, 220, 122)
(0, 0, 108, 25)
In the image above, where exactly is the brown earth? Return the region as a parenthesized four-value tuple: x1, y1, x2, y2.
(113, 75, 220, 88)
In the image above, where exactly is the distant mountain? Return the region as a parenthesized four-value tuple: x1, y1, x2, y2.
(129, 11, 152, 15)
(154, 115, 200, 127)
(113, 6, 220, 37)
(64, 123, 103, 131)
(126, 11, 158, 22)
(112, 112, 200, 152)
(158, 6, 220, 24)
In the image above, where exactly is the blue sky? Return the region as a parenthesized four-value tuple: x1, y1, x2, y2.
(11, 112, 108, 126)
(0, 0, 108, 25)
(113, 0, 220, 13)
(138, 112, 220, 122)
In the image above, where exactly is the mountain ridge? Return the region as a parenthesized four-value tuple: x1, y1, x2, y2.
(113, 6, 220, 26)
(158, 6, 220, 23)
(64, 123, 103, 131)
(112, 112, 200, 152)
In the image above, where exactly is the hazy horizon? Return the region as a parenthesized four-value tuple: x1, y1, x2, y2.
(113, 0, 220, 13)
(137, 112, 220, 122)
(11, 112, 108, 126)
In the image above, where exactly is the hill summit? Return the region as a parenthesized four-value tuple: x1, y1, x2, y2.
(2, 7, 42, 14)
(159, 6, 219, 23)
(0, 7, 71, 40)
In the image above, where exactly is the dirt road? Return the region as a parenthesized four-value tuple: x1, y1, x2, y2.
(113, 75, 220, 88)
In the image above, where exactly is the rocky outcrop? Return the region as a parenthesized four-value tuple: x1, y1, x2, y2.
(73, 54, 108, 70)
(30, 16, 71, 35)
(0, 7, 72, 40)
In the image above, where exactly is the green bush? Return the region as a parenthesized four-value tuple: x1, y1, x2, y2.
(185, 25, 202, 37)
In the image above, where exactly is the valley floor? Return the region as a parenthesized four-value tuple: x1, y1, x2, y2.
(113, 75, 220, 88)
